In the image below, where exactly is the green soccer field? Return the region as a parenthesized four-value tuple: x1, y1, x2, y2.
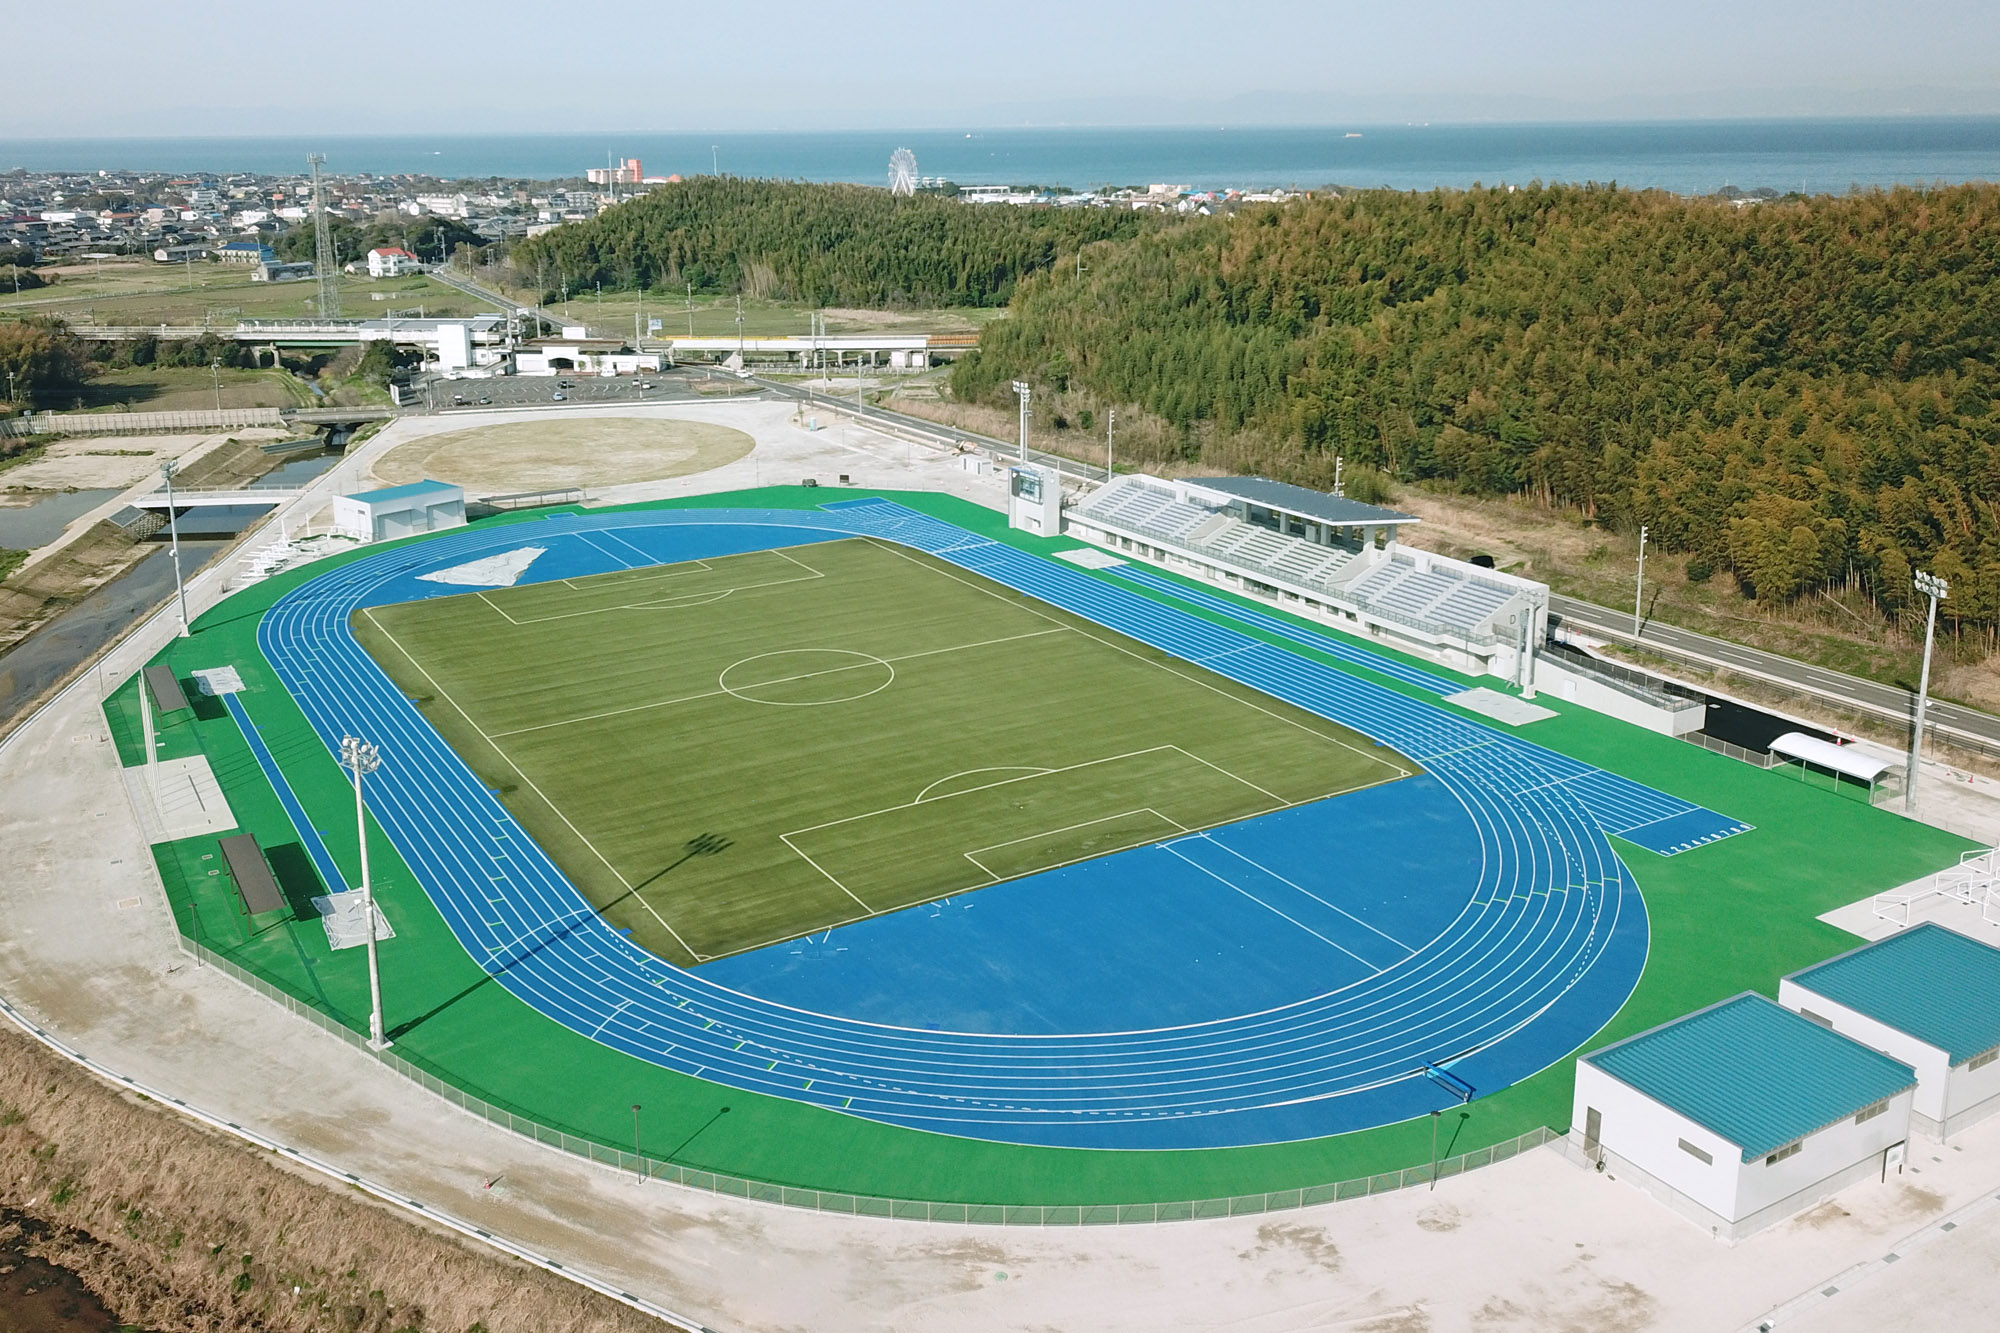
(353, 537, 1416, 966)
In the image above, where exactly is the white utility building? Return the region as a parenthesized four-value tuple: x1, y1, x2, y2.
(1781, 921, 2000, 1140)
(1571, 992, 1916, 1240)
(333, 480, 466, 542)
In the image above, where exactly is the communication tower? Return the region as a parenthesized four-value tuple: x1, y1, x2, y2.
(309, 154, 341, 318)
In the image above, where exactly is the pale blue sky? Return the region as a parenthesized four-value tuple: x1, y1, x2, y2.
(12, 0, 2000, 135)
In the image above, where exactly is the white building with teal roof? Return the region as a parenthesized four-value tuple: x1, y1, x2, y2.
(1573, 992, 1916, 1240)
(1781, 922, 2000, 1140)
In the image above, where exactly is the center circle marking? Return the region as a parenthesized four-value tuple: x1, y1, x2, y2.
(717, 648, 896, 706)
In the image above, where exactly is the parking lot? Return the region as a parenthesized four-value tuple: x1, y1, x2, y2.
(426, 370, 728, 412)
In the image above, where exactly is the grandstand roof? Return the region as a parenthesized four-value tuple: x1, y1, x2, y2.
(1583, 992, 1915, 1161)
(1183, 476, 1418, 528)
(1788, 923, 2000, 1063)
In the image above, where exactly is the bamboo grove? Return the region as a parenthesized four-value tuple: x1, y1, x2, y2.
(956, 184, 2000, 635)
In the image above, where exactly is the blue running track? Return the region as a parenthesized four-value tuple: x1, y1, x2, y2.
(238, 499, 1750, 1148)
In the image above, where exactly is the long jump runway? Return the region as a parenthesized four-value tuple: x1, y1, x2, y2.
(239, 499, 1749, 1149)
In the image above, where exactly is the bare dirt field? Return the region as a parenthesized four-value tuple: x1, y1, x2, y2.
(370, 416, 756, 492)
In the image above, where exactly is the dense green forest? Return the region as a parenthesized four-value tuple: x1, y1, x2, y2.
(954, 184, 2000, 634)
(509, 177, 1157, 307)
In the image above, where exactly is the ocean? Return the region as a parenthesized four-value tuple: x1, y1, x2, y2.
(6, 119, 2000, 194)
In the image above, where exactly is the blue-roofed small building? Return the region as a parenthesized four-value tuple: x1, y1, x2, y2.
(1573, 993, 1916, 1239)
(1781, 922, 2000, 1140)
(333, 480, 466, 543)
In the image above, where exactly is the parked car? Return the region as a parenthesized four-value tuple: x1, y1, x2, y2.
(552, 392, 567, 401)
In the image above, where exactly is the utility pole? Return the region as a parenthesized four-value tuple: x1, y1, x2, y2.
(340, 736, 391, 1050)
(1633, 525, 1648, 638)
(1012, 381, 1031, 462)
(308, 153, 340, 318)
(1107, 408, 1115, 479)
(210, 358, 221, 412)
(162, 460, 190, 637)
(1907, 570, 1949, 814)
(686, 281, 694, 337)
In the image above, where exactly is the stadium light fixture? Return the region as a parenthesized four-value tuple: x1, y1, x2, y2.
(1907, 570, 1949, 813)
(1632, 525, 1648, 639)
(339, 735, 391, 1049)
(1012, 381, 1031, 461)
(162, 460, 190, 637)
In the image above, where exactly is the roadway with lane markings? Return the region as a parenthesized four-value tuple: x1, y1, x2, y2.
(1550, 592, 2000, 755)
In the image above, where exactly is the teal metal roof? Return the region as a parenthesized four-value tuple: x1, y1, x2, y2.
(347, 479, 460, 504)
(1585, 993, 1915, 1161)
(1789, 923, 2000, 1064)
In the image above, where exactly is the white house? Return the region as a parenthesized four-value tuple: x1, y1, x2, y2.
(1781, 922, 2000, 1140)
(1571, 993, 1916, 1241)
(332, 480, 466, 542)
(367, 247, 421, 278)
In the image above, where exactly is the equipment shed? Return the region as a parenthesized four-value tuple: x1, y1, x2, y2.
(333, 480, 466, 543)
(1573, 993, 1916, 1240)
(1781, 922, 2000, 1140)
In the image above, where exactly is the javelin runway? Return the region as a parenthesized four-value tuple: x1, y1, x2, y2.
(235, 499, 1748, 1149)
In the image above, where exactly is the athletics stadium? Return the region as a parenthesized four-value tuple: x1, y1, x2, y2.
(110, 481, 1970, 1219)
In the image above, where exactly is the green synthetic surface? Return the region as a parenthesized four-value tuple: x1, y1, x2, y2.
(117, 486, 1977, 1208)
(351, 537, 1411, 965)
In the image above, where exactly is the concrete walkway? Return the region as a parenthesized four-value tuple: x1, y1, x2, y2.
(4, 403, 1999, 1330)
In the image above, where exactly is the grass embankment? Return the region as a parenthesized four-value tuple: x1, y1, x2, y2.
(0, 1027, 664, 1333)
(66, 366, 313, 414)
(116, 487, 1973, 1210)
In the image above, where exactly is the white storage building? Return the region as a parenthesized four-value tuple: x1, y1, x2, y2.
(1780, 922, 2000, 1140)
(332, 480, 466, 543)
(1571, 992, 1916, 1240)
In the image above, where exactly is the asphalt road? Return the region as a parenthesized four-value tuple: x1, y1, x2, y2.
(1551, 592, 2000, 752)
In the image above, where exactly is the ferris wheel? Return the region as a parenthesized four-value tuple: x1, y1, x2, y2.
(888, 147, 918, 197)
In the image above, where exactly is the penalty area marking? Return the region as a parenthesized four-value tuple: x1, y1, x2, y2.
(962, 808, 1190, 882)
(916, 767, 1055, 802)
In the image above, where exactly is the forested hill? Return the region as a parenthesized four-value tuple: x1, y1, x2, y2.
(954, 184, 2000, 629)
(510, 178, 1156, 308)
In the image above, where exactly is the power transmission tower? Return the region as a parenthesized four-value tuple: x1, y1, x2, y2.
(309, 154, 341, 318)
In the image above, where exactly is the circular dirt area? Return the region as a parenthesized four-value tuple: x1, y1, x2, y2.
(372, 416, 755, 491)
(718, 649, 895, 706)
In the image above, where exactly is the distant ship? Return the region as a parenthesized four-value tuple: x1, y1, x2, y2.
(1345, 133, 1363, 139)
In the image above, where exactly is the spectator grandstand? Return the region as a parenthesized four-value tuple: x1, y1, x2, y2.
(1067, 474, 1548, 684)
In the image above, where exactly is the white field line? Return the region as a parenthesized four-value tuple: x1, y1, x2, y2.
(479, 560, 821, 626)
(1199, 836, 1417, 955)
(962, 808, 1185, 880)
(915, 766, 1054, 803)
(359, 609, 701, 962)
(488, 626, 1067, 738)
(859, 537, 1414, 782)
(562, 555, 711, 591)
(775, 833, 877, 914)
(1159, 841, 1380, 968)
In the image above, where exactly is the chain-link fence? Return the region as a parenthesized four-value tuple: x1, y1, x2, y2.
(181, 933, 1559, 1225)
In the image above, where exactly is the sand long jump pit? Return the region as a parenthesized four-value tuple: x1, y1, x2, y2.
(370, 416, 756, 492)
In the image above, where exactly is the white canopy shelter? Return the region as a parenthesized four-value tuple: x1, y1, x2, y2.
(1769, 731, 1896, 786)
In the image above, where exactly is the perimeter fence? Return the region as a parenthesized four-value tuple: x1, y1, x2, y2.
(179, 932, 1559, 1225)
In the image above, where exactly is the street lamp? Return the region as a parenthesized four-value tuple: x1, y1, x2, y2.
(1907, 570, 1949, 814)
(632, 1103, 644, 1181)
(161, 460, 190, 637)
(339, 735, 391, 1050)
(1633, 524, 1648, 638)
(1012, 381, 1031, 462)
(210, 358, 222, 412)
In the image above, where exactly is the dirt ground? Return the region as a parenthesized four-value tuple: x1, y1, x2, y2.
(0, 431, 293, 493)
(369, 416, 756, 492)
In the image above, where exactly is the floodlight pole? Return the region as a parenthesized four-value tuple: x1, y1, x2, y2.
(1012, 381, 1030, 462)
(341, 735, 391, 1049)
(1633, 524, 1648, 639)
(1907, 570, 1949, 814)
(1107, 408, 1115, 479)
(162, 460, 190, 637)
